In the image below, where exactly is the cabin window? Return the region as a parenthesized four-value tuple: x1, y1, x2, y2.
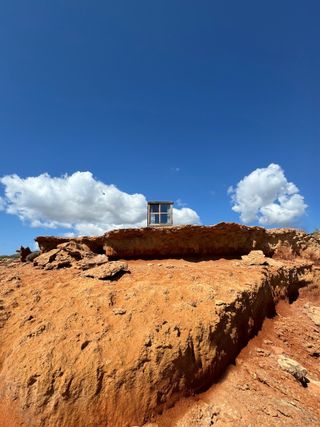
(147, 202, 173, 226)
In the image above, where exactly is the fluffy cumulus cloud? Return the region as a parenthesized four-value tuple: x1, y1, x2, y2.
(0, 172, 200, 235)
(229, 164, 307, 226)
(173, 207, 200, 225)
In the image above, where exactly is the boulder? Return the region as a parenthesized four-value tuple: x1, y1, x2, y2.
(77, 254, 109, 270)
(241, 250, 268, 266)
(81, 261, 128, 280)
(278, 355, 309, 386)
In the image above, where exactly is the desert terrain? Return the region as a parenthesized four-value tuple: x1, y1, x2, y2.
(0, 223, 319, 426)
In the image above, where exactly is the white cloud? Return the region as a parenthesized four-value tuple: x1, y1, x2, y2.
(176, 198, 187, 208)
(173, 207, 200, 225)
(229, 163, 307, 226)
(0, 172, 200, 235)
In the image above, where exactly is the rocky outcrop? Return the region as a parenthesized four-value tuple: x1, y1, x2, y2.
(35, 223, 320, 264)
(266, 228, 320, 263)
(33, 241, 96, 270)
(103, 223, 272, 259)
(36, 235, 105, 254)
(32, 242, 126, 281)
(104, 224, 320, 262)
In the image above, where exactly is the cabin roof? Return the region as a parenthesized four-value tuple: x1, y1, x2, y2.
(147, 201, 174, 205)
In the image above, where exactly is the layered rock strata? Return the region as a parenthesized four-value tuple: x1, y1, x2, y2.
(35, 223, 320, 263)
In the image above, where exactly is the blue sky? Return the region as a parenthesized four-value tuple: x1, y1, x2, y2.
(0, 1, 319, 254)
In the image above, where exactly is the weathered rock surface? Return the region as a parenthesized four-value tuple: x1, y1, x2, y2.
(155, 283, 320, 426)
(304, 302, 320, 327)
(36, 235, 105, 254)
(33, 242, 125, 282)
(34, 241, 96, 270)
(278, 354, 309, 386)
(104, 224, 320, 262)
(103, 223, 272, 259)
(81, 261, 128, 280)
(268, 228, 320, 263)
(0, 256, 314, 427)
(77, 254, 109, 270)
(35, 223, 320, 264)
(241, 250, 268, 265)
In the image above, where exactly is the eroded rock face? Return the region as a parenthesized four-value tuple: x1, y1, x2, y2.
(267, 228, 320, 263)
(104, 224, 320, 262)
(103, 223, 272, 259)
(35, 223, 320, 264)
(155, 283, 320, 426)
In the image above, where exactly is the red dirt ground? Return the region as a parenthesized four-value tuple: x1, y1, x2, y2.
(153, 281, 320, 426)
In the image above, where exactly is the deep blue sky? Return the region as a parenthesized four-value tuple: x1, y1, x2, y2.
(0, 1, 319, 253)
